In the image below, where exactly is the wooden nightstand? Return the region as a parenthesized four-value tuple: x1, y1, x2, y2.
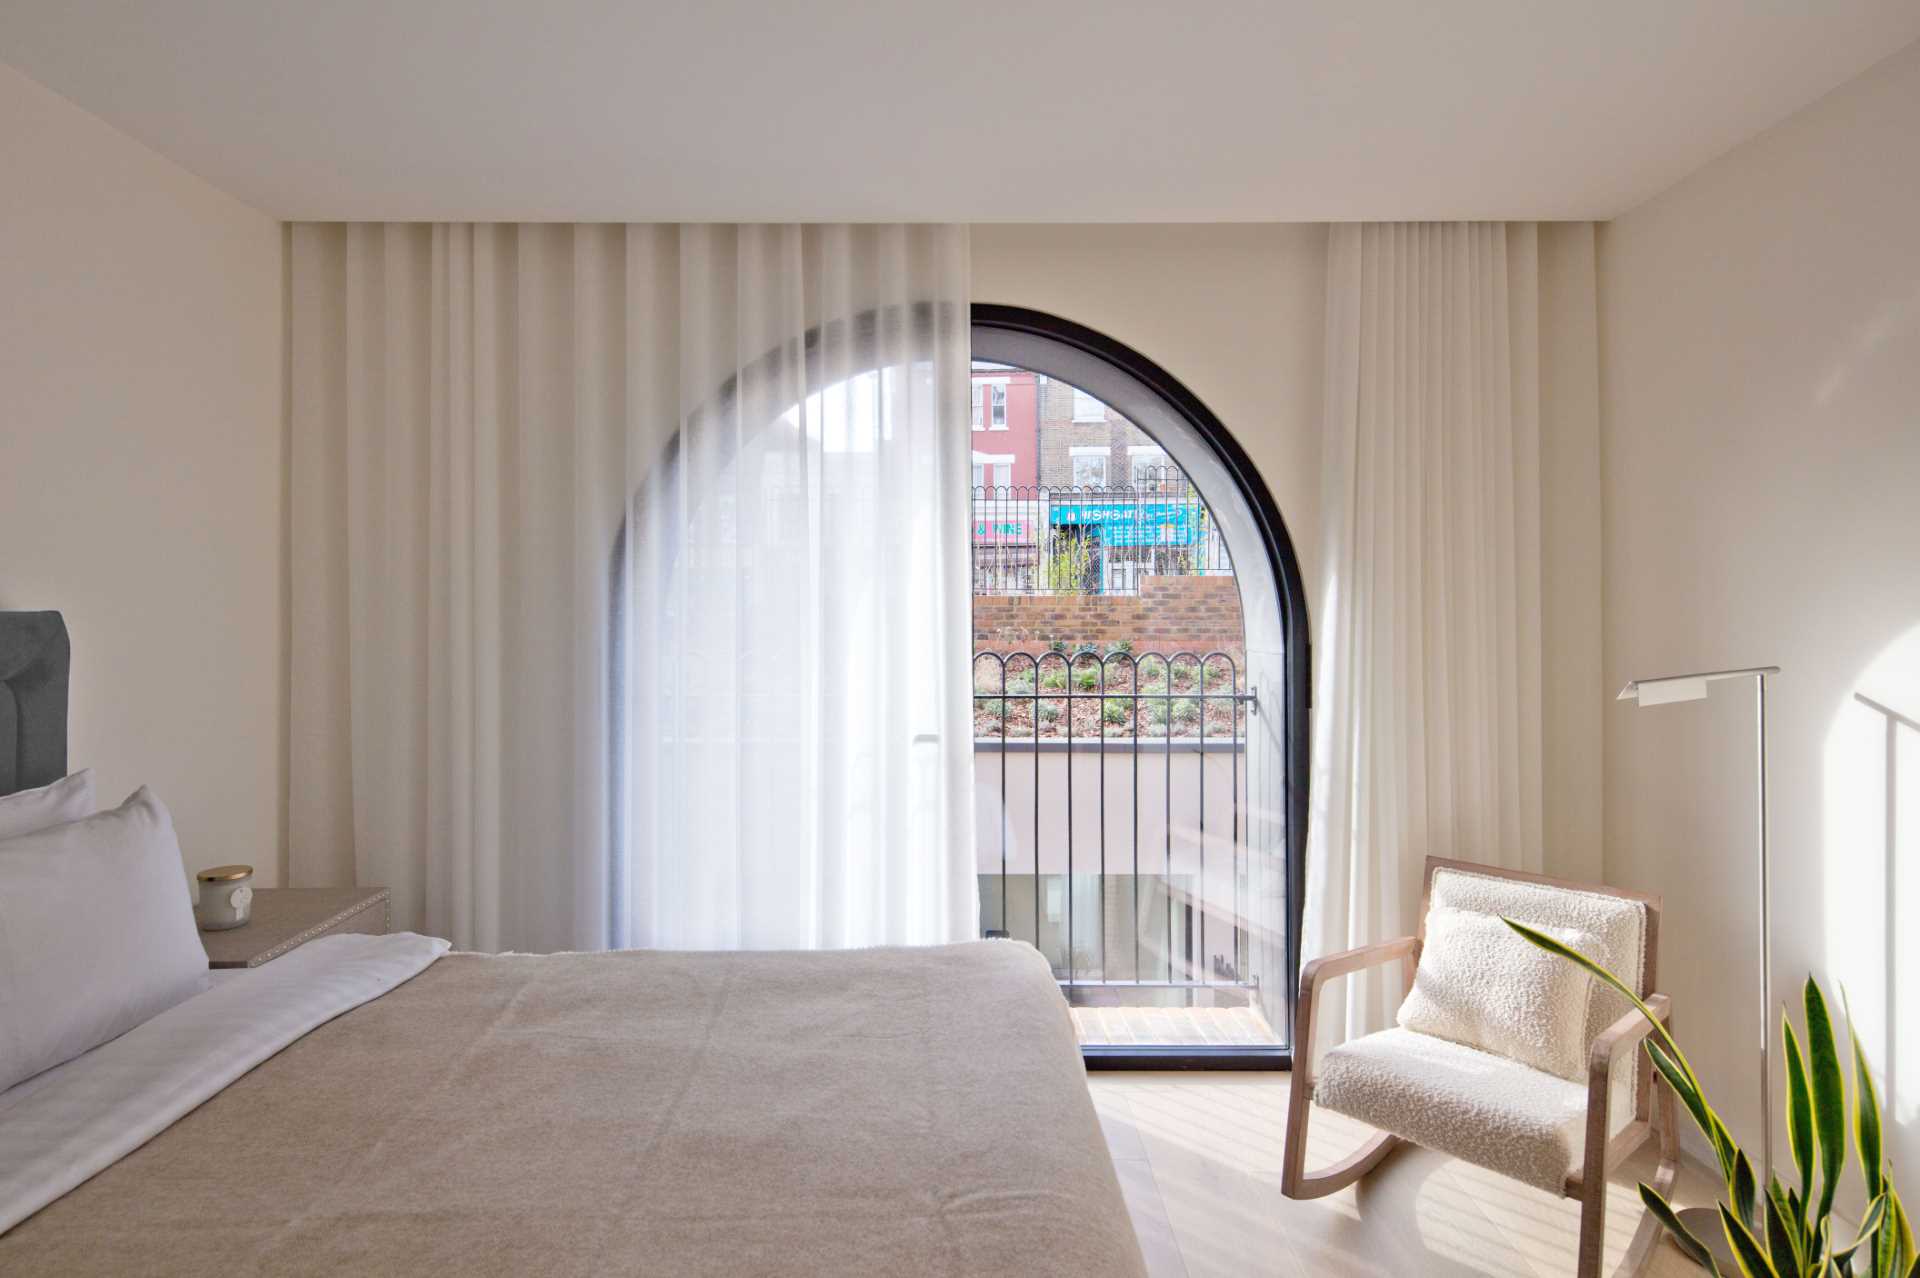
(199, 886, 391, 969)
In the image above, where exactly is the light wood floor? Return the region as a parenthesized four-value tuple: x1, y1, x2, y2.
(1072, 1004, 1283, 1047)
(1089, 1071, 1720, 1278)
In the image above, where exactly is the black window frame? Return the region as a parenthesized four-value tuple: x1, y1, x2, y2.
(971, 305, 1311, 1071)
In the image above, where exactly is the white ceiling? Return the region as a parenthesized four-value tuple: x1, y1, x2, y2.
(4, 1, 1918, 222)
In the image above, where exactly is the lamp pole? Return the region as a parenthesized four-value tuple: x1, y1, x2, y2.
(1618, 665, 1779, 1269)
(1754, 671, 1772, 1186)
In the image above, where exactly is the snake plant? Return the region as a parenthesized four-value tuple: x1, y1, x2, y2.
(1504, 918, 1916, 1277)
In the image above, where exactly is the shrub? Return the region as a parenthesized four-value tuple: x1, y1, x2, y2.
(1074, 668, 1098, 692)
(1039, 669, 1068, 692)
(1007, 672, 1035, 695)
(1043, 535, 1097, 596)
(1101, 699, 1128, 726)
(1106, 639, 1134, 656)
(1038, 702, 1062, 724)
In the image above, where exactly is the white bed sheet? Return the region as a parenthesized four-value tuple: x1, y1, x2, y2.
(0, 931, 447, 1234)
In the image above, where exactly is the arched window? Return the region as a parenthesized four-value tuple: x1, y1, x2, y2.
(971, 307, 1310, 1067)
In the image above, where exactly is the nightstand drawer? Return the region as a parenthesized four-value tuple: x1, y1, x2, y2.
(202, 886, 391, 969)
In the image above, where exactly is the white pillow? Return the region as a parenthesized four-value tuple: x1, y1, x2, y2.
(0, 786, 209, 1091)
(1396, 906, 1596, 1081)
(0, 769, 95, 839)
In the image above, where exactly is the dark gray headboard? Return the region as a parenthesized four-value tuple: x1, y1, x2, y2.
(0, 611, 69, 797)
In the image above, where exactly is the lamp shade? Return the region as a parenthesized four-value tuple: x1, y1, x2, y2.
(1619, 676, 1707, 705)
(1617, 666, 1780, 706)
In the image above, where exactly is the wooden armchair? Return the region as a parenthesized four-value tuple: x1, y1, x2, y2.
(1281, 858, 1680, 1278)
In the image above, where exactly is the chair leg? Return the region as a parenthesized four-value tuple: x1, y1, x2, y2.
(1575, 1056, 1616, 1278)
(1280, 1075, 1402, 1200)
(1617, 1075, 1682, 1277)
(1576, 1178, 1608, 1278)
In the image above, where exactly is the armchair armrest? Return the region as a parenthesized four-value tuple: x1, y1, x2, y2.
(1300, 936, 1421, 993)
(1587, 992, 1671, 1079)
(1568, 992, 1674, 1196)
(1293, 936, 1420, 1088)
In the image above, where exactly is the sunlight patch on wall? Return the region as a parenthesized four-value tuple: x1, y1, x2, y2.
(1822, 626, 1920, 1142)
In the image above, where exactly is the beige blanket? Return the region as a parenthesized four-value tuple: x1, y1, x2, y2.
(2, 941, 1144, 1277)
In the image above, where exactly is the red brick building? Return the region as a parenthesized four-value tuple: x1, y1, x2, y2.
(969, 364, 1039, 489)
(1034, 373, 1171, 491)
(971, 362, 1181, 494)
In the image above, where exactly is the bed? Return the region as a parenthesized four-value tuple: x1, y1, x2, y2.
(0, 612, 1145, 1276)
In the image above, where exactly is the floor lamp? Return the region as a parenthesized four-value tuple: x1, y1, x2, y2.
(1617, 665, 1779, 1270)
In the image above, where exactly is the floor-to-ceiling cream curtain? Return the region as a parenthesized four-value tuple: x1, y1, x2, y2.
(289, 224, 976, 953)
(1305, 222, 1575, 1045)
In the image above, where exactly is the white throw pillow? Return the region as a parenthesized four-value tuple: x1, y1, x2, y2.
(0, 786, 209, 1091)
(0, 769, 95, 839)
(1396, 906, 1596, 1081)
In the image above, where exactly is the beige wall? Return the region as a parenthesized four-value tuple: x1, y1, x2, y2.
(0, 65, 287, 884)
(1600, 38, 1920, 1173)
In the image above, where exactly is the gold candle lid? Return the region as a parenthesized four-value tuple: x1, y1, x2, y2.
(197, 864, 254, 882)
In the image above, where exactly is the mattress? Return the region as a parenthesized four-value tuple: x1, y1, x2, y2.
(0, 937, 1144, 1277)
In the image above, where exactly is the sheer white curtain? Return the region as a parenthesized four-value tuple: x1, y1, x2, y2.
(289, 223, 976, 953)
(1304, 222, 1555, 1045)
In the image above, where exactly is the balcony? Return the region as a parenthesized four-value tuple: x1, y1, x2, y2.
(972, 650, 1288, 1054)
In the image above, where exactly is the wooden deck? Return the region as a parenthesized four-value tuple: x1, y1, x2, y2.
(1071, 1003, 1282, 1048)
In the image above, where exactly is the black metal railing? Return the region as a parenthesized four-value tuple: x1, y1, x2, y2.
(971, 469, 1233, 597)
(972, 649, 1256, 991)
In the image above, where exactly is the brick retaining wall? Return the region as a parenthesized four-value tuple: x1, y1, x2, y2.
(971, 575, 1244, 658)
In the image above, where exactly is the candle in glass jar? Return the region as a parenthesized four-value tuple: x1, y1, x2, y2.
(195, 865, 255, 931)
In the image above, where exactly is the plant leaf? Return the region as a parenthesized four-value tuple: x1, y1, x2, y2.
(1807, 977, 1849, 1225)
(1641, 1182, 1721, 1273)
(1764, 1178, 1805, 1276)
(1733, 1149, 1759, 1233)
(1828, 1192, 1886, 1267)
(1890, 1186, 1917, 1276)
(1501, 917, 1766, 1193)
(1878, 1183, 1908, 1278)
(1786, 1013, 1818, 1213)
(1648, 1038, 1738, 1181)
(1721, 1201, 1780, 1277)
(1502, 919, 1692, 1079)
(1843, 989, 1885, 1206)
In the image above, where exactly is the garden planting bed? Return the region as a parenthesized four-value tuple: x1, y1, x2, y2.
(971, 648, 1248, 741)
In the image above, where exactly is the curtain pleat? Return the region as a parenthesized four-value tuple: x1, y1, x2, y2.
(1305, 222, 1564, 1045)
(290, 223, 975, 954)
